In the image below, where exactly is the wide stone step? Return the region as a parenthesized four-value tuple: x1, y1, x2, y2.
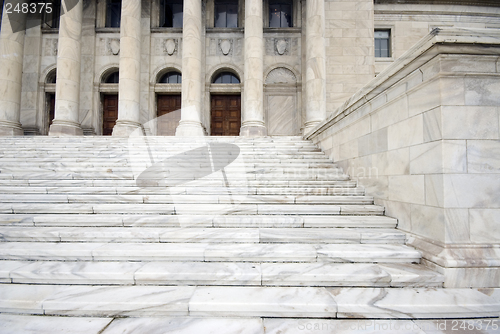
(0, 179, 359, 188)
(0, 242, 420, 263)
(0, 186, 365, 196)
(0, 261, 442, 287)
(0, 214, 397, 228)
(0, 173, 351, 181)
(0, 284, 496, 318)
(0, 194, 374, 205)
(0, 203, 385, 215)
(0, 227, 405, 244)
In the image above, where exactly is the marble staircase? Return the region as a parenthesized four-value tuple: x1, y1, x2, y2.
(0, 136, 498, 319)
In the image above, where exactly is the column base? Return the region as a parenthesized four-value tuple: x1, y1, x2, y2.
(49, 120, 83, 136)
(175, 120, 205, 137)
(0, 121, 24, 136)
(240, 122, 267, 137)
(112, 120, 143, 137)
(303, 120, 322, 136)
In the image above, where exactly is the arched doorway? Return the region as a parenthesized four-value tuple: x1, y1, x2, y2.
(100, 69, 119, 136)
(44, 69, 57, 135)
(210, 71, 241, 136)
(156, 70, 182, 136)
(264, 67, 300, 135)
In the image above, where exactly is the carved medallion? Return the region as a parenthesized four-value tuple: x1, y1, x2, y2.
(219, 39, 232, 56)
(164, 39, 177, 56)
(108, 39, 120, 55)
(275, 39, 288, 55)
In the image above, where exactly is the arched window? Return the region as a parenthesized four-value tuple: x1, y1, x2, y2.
(158, 71, 182, 84)
(103, 71, 119, 84)
(213, 72, 240, 84)
(46, 69, 57, 84)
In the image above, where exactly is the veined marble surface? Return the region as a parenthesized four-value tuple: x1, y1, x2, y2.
(1, 315, 500, 334)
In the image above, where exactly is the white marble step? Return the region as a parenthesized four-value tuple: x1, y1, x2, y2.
(0, 194, 374, 205)
(4, 315, 500, 334)
(0, 173, 351, 181)
(0, 186, 365, 196)
(0, 261, 442, 287)
(0, 203, 384, 215)
(0, 181, 360, 191)
(0, 214, 398, 228)
(0, 227, 406, 244)
(0, 284, 497, 318)
(0, 242, 421, 263)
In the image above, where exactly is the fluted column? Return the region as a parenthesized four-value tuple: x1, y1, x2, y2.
(0, 1, 26, 136)
(176, 0, 204, 136)
(49, 0, 84, 136)
(240, 0, 266, 137)
(304, 0, 326, 134)
(112, 0, 142, 136)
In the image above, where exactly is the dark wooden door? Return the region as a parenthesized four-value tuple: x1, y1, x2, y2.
(211, 95, 241, 136)
(157, 94, 181, 135)
(47, 93, 55, 126)
(103, 94, 118, 136)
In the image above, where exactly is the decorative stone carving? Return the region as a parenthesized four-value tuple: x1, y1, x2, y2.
(108, 39, 120, 55)
(164, 39, 177, 56)
(265, 67, 297, 84)
(275, 39, 288, 55)
(219, 39, 232, 56)
(44, 39, 58, 56)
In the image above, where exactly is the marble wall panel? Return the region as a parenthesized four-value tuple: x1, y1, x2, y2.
(267, 95, 297, 135)
(467, 140, 500, 173)
(388, 175, 425, 205)
(441, 106, 499, 140)
(469, 209, 500, 244)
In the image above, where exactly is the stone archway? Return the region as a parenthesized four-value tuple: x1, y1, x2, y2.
(264, 67, 301, 135)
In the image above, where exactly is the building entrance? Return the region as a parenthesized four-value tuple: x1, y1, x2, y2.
(157, 94, 181, 136)
(102, 94, 118, 136)
(210, 95, 241, 136)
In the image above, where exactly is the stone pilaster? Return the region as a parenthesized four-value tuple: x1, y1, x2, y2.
(304, 0, 326, 134)
(112, 0, 143, 136)
(176, 0, 205, 136)
(240, 0, 266, 137)
(49, 0, 84, 136)
(0, 1, 26, 136)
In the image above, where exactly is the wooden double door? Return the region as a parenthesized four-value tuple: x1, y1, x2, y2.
(102, 94, 118, 136)
(157, 94, 181, 136)
(211, 95, 241, 136)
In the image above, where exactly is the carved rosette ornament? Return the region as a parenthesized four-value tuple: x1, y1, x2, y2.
(275, 39, 288, 55)
(164, 39, 177, 56)
(219, 39, 232, 56)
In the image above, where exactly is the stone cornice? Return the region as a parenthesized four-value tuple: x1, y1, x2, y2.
(305, 27, 500, 139)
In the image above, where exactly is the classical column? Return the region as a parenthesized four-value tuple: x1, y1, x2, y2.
(49, 0, 84, 136)
(0, 1, 26, 136)
(240, 0, 266, 137)
(304, 0, 326, 134)
(175, 0, 204, 136)
(112, 0, 142, 136)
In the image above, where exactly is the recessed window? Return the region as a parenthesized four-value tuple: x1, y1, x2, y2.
(269, 0, 292, 28)
(375, 29, 391, 58)
(160, 0, 183, 28)
(213, 72, 240, 84)
(214, 0, 238, 28)
(44, 0, 61, 29)
(103, 71, 120, 84)
(159, 71, 182, 84)
(106, 0, 121, 28)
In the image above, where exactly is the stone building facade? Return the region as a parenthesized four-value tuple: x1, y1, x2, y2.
(0, 0, 499, 137)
